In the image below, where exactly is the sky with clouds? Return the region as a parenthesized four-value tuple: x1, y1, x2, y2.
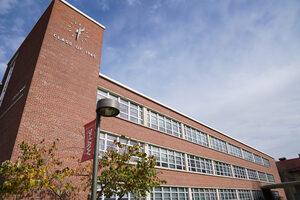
(0, 0, 300, 160)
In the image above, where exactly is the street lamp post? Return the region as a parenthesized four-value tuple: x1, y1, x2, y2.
(91, 98, 120, 200)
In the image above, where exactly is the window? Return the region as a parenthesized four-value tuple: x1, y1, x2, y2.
(253, 154, 263, 165)
(97, 192, 146, 200)
(267, 174, 275, 183)
(214, 161, 232, 177)
(148, 145, 185, 170)
(187, 155, 213, 174)
(149, 111, 159, 130)
(151, 187, 188, 200)
(0, 59, 16, 107)
(99, 132, 144, 159)
(147, 110, 182, 138)
(184, 125, 208, 147)
(97, 90, 143, 125)
(262, 158, 270, 168)
(258, 171, 267, 182)
(228, 144, 242, 158)
(252, 190, 264, 200)
(247, 169, 258, 180)
(209, 136, 227, 153)
(218, 189, 237, 200)
(192, 188, 218, 200)
(232, 165, 247, 179)
(242, 149, 253, 162)
(238, 190, 252, 200)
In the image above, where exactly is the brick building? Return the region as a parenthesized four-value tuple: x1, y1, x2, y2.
(276, 156, 300, 200)
(0, 0, 286, 199)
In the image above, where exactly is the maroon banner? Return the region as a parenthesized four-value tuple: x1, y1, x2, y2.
(81, 119, 96, 162)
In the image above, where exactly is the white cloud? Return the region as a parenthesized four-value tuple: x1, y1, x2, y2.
(126, 0, 140, 6)
(0, 0, 17, 15)
(2, 35, 25, 52)
(96, 0, 110, 11)
(0, 62, 7, 75)
(100, 0, 300, 159)
(11, 18, 25, 35)
(0, 46, 8, 75)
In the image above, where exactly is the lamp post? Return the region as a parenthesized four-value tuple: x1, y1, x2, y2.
(91, 98, 120, 200)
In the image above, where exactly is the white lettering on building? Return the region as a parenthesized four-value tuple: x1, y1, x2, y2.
(53, 33, 96, 58)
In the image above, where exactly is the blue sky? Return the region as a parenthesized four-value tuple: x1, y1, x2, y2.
(1, 0, 300, 160)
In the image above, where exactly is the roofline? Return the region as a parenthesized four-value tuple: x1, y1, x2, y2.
(99, 73, 273, 159)
(277, 157, 300, 162)
(60, 0, 106, 29)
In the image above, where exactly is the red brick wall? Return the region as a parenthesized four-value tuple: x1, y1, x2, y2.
(0, 0, 105, 197)
(0, 1, 54, 165)
(11, 0, 104, 157)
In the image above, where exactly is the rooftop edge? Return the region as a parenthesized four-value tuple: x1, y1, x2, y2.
(99, 73, 274, 160)
(60, 0, 106, 29)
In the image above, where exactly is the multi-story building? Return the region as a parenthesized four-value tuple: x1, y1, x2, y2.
(276, 156, 300, 200)
(0, 0, 286, 199)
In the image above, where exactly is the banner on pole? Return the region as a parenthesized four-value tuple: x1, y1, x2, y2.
(81, 119, 96, 162)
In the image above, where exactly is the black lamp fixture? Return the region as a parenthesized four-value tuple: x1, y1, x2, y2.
(96, 98, 120, 117)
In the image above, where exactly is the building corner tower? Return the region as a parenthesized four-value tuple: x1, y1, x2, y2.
(0, 0, 105, 169)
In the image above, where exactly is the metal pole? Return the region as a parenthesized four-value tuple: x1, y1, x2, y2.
(91, 114, 101, 200)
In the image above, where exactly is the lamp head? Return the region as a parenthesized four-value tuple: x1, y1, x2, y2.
(96, 98, 120, 117)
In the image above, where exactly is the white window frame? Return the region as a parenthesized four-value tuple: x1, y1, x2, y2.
(213, 161, 232, 177)
(187, 154, 213, 174)
(218, 189, 237, 200)
(0, 59, 16, 107)
(242, 149, 254, 162)
(232, 165, 247, 179)
(148, 145, 186, 170)
(151, 187, 189, 200)
(184, 125, 208, 147)
(191, 188, 218, 200)
(227, 143, 242, 158)
(237, 189, 252, 200)
(147, 110, 182, 138)
(209, 136, 228, 153)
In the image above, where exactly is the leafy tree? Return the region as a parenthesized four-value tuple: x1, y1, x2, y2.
(0, 139, 85, 200)
(0, 138, 166, 200)
(94, 140, 166, 200)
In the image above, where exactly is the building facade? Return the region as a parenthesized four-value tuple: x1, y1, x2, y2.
(0, 0, 285, 199)
(276, 156, 300, 200)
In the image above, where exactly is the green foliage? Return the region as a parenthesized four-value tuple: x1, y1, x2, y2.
(0, 139, 79, 200)
(0, 138, 166, 200)
(96, 140, 166, 200)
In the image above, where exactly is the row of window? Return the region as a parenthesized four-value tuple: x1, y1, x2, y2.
(189, 154, 274, 183)
(188, 154, 274, 182)
(97, 89, 270, 169)
(209, 135, 270, 168)
(99, 133, 275, 183)
(151, 187, 279, 200)
(95, 187, 279, 200)
(96, 192, 146, 200)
